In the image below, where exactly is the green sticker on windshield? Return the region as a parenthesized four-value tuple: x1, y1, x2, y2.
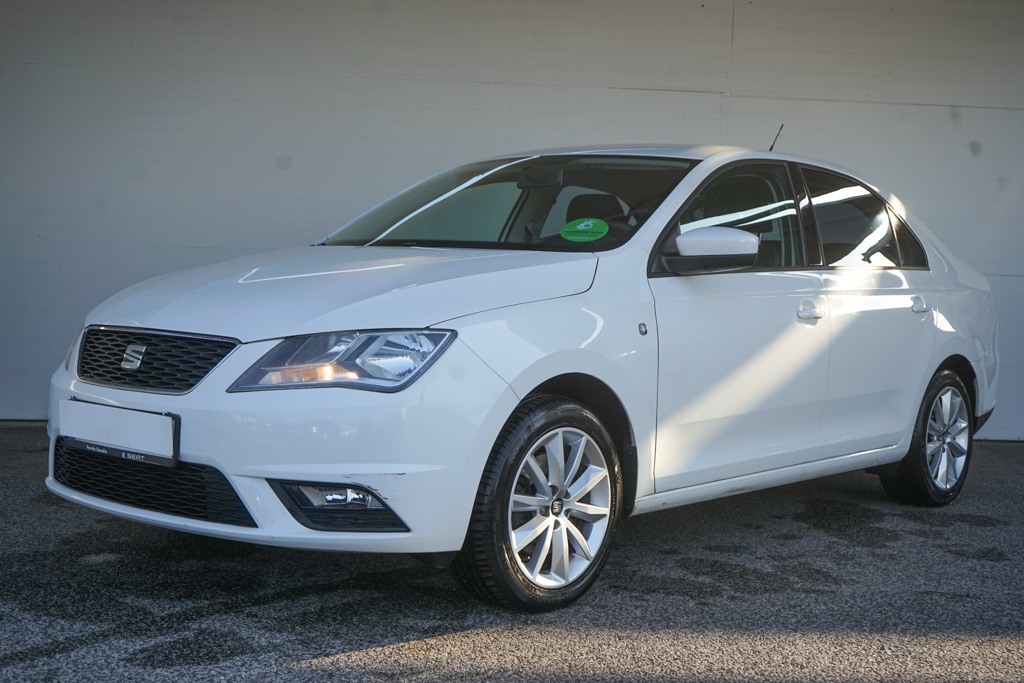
(560, 218, 609, 243)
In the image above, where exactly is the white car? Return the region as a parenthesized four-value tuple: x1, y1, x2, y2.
(47, 145, 999, 610)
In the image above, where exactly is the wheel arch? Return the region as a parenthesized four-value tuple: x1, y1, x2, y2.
(935, 354, 979, 426)
(526, 373, 638, 516)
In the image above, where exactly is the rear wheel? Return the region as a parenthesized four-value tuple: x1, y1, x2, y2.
(879, 370, 973, 506)
(452, 395, 621, 611)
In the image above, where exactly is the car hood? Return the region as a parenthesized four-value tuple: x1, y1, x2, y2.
(86, 246, 598, 341)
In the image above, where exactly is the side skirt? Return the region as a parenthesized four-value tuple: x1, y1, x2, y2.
(631, 445, 906, 516)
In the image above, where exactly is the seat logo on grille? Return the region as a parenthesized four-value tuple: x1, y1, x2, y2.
(121, 344, 147, 370)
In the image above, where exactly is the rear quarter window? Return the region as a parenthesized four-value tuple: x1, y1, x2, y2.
(889, 208, 928, 268)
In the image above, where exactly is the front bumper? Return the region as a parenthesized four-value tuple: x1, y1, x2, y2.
(46, 336, 517, 554)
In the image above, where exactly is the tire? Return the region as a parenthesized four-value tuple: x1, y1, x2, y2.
(451, 395, 622, 611)
(879, 370, 974, 507)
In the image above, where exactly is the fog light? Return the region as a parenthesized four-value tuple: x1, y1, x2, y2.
(297, 485, 384, 509)
(269, 480, 408, 532)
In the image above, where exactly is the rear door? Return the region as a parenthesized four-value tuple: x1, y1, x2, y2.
(799, 166, 937, 456)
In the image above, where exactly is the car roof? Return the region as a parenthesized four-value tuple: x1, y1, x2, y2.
(495, 143, 739, 161)
(494, 144, 859, 175)
(492, 143, 884, 199)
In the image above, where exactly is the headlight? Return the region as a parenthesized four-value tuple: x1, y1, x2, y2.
(228, 330, 455, 393)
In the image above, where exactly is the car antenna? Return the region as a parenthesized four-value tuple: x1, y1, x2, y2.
(769, 124, 784, 152)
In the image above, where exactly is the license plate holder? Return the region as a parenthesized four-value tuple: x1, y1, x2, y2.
(58, 399, 180, 467)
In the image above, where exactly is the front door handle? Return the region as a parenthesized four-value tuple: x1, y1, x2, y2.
(911, 296, 930, 314)
(797, 300, 824, 320)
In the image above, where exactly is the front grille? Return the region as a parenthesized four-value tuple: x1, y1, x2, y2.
(53, 437, 257, 528)
(78, 327, 239, 394)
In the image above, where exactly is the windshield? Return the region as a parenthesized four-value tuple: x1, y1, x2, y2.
(323, 155, 695, 251)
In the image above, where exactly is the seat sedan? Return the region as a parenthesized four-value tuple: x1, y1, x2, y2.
(47, 145, 999, 611)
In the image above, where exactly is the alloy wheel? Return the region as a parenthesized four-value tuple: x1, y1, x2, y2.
(506, 427, 611, 589)
(926, 386, 970, 490)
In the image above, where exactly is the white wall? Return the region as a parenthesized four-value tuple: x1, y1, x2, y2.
(1, 0, 1021, 438)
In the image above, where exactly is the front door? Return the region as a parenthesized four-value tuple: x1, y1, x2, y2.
(649, 162, 831, 492)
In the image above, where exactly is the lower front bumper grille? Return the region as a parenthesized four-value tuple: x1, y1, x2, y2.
(53, 437, 257, 528)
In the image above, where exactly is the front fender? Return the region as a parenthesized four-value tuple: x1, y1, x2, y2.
(447, 250, 658, 499)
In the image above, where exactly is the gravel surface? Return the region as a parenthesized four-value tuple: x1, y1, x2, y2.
(2, 423, 1021, 681)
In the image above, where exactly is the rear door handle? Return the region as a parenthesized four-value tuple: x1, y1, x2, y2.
(911, 296, 930, 313)
(797, 300, 824, 320)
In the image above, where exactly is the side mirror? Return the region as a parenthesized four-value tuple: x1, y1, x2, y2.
(663, 226, 758, 274)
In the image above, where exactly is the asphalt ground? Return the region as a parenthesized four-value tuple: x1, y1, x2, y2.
(1, 422, 1022, 682)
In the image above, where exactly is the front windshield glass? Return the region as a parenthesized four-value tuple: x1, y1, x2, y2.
(323, 155, 695, 251)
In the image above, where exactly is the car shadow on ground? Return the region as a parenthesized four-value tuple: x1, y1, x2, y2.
(2, 425, 1021, 681)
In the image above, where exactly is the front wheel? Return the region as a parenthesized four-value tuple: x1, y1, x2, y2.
(879, 370, 974, 506)
(451, 395, 622, 611)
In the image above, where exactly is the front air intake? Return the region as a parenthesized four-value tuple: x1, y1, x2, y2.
(54, 437, 256, 528)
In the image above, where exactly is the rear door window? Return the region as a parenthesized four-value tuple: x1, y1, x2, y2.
(802, 168, 899, 267)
